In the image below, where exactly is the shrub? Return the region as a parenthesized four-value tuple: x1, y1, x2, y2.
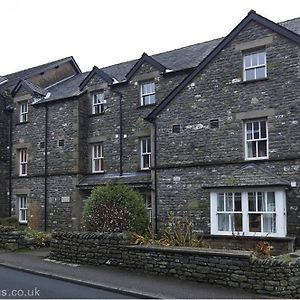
(0, 216, 22, 229)
(24, 229, 50, 248)
(82, 184, 148, 233)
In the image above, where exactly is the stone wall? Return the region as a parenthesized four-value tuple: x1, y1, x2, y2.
(50, 232, 300, 298)
(0, 226, 35, 250)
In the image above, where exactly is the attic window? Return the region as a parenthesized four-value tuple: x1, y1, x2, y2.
(243, 50, 267, 81)
(140, 82, 155, 106)
(210, 119, 219, 129)
(172, 125, 181, 133)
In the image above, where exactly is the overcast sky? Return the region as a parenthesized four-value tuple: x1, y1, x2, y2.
(1, 0, 299, 75)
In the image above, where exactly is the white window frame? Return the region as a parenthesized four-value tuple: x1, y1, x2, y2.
(92, 143, 104, 173)
(144, 194, 152, 223)
(19, 101, 28, 123)
(245, 119, 268, 160)
(18, 195, 28, 224)
(92, 92, 105, 114)
(19, 149, 28, 176)
(243, 50, 267, 81)
(140, 137, 151, 170)
(210, 189, 286, 237)
(140, 82, 155, 106)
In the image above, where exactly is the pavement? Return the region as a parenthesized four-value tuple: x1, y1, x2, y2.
(0, 248, 267, 299)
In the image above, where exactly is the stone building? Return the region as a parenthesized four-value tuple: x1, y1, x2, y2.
(0, 11, 300, 246)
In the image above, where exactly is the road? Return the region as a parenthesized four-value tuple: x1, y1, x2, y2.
(0, 266, 135, 299)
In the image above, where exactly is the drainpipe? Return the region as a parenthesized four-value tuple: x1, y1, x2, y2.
(44, 103, 48, 231)
(6, 106, 13, 217)
(114, 91, 123, 177)
(153, 120, 158, 234)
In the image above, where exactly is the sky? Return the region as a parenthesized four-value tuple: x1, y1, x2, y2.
(1, 0, 299, 75)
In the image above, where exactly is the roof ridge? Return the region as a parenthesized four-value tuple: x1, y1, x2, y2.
(279, 16, 300, 24)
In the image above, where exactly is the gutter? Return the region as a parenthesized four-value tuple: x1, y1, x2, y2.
(153, 121, 158, 234)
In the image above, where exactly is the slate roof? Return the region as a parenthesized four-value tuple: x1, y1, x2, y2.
(280, 17, 300, 35)
(78, 172, 152, 189)
(12, 80, 47, 97)
(202, 164, 291, 189)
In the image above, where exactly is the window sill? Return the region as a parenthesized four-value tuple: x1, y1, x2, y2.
(88, 113, 105, 117)
(245, 157, 269, 161)
(91, 171, 105, 174)
(16, 121, 29, 126)
(241, 77, 268, 84)
(138, 169, 151, 172)
(137, 103, 156, 109)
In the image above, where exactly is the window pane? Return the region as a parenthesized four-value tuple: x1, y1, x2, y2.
(246, 123, 252, 140)
(217, 193, 224, 211)
(249, 214, 261, 232)
(225, 193, 233, 211)
(251, 53, 258, 66)
(232, 214, 243, 231)
(263, 214, 276, 233)
(260, 121, 267, 138)
(248, 192, 256, 211)
(258, 52, 266, 65)
(234, 193, 242, 211)
(267, 192, 276, 211)
(244, 55, 251, 68)
(256, 66, 266, 79)
(245, 69, 255, 81)
(149, 94, 156, 104)
(253, 122, 259, 139)
(257, 192, 265, 211)
(218, 214, 229, 231)
(247, 141, 256, 158)
(142, 139, 147, 153)
(258, 140, 267, 157)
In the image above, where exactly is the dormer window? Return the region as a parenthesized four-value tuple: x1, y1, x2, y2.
(92, 92, 105, 114)
(243, 50, 266, 81)
(140, 82, 155, 106)
(19, 101, 28, 123)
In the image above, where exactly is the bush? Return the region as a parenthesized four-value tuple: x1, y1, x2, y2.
(0, 216, 22, 229)
(82, 184, 148, 234)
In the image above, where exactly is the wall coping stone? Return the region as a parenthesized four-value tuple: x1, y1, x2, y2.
(126, 245, 251, 258)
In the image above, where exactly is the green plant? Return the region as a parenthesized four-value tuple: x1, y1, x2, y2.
(24, 229, 50, 248)
(0, 216, 22, 229)
(82, 184, 148, 234)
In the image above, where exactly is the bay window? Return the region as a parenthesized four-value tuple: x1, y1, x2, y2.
(210, 189, 286, 237)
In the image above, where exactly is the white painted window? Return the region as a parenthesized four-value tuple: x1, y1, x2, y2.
(245, 119, 268, 160)
(20, 101, 28, 123)
(92, 92, 105, 114)
(144, 194, 152, 223)
(92, 143, 104, 173)
(19, 149, 28, 176)
(243, 51, 267, 81)
(140, 82, 155, 106)
(140, 137, 151, 170)
(18, 195, 28, 224)
(210, 189, 286, 237)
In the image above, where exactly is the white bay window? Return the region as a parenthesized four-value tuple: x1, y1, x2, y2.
(210, 189, 286, 237)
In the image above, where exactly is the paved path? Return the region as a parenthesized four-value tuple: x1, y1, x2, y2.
(0, 249, 267, 299)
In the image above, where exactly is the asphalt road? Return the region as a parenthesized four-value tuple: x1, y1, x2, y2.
(0, 266, 135, 299)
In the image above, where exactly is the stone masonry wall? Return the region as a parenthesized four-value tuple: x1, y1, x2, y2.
(50, 232, 300, 298)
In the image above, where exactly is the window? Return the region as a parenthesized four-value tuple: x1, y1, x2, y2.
(19, 149, 28, 176)
(140, 82, 155, 106)
(144, 194, 152, 223)
(92, 143, 104, 173)
(245, 119, 268, 160)
(92, 92, 105, 114)
(243, 50, 267, 81)
(18, 195, 28, 224)
(140, 137, 151, 170)
(216, 192, 242, 232)
(210, 190, 286, 237)
(19, 101, 28, 123)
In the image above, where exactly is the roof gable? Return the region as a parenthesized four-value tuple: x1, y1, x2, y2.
(12, 80, 47, 97)
(202, 164, 290, 189)
(79, 66, 114, 90)
(125, 53, 167, 81)
(146, 10, 300, 121)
